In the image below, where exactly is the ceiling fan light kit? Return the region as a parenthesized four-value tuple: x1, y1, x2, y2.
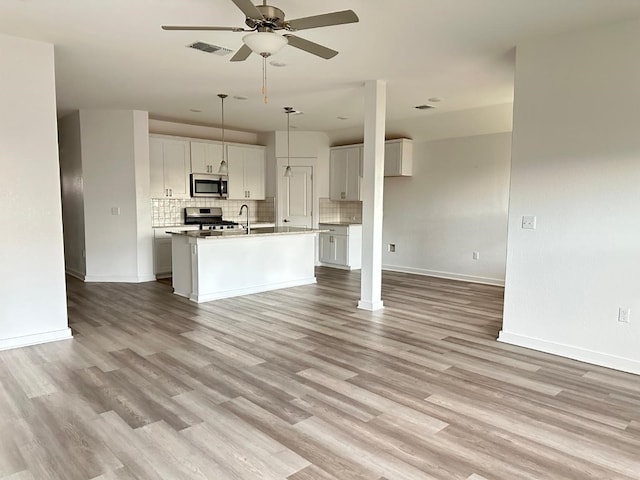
(242, 31, 288, 57)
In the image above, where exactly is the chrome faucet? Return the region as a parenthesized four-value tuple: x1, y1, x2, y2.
(239, 204, 250, 232)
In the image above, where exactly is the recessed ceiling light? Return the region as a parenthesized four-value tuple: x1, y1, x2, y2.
(233, 95, 248, 100)
(337, 116, 349, 120)
(190, 108, 202, 113)
(427, 97, 442, 103)
(414, 104, 436, 110)
(269, 61, 287, 67)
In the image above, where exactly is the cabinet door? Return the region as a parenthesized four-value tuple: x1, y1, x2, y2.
(191, 141, 223, 174)
(154, 238, 173, 275)
(333, 235, 348, 265)
(330, 146, 361, 201)
(344, 147, 361, 201)
(226, 145, 246, 199)
(319, 234, 334, 263)
(244, 147, 265, 200)
(149, 137, 166, 197)
(162, 139, 190, 198)
(384, 141, 401, 176)
(329, 148, 348, 201)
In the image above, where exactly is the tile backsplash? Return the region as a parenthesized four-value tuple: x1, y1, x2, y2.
(319, 198, 362, 223)
(152, 197, 275, 226)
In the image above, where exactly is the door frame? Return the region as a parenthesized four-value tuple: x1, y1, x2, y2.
(275, 157, 318, 227)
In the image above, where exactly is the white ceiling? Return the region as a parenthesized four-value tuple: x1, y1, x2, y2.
(1, 0, 639, 139)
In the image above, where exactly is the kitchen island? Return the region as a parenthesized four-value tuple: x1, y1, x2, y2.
(170, 227, 324, 302)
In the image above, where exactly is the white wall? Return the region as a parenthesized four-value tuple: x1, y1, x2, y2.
(133, 111, 154, 278)
(149, 118, 260, 145)
(80, 110, 154, 282)
(274, 130, 331, 198)
(0, 33, 71, 349)
(383, 133, 512, 285)
(326, 103, 514, 145)
(59, 111, 86, 278)
(500, 18, 640, 374)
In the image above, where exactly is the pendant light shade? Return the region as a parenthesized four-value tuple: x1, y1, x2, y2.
(218, 93, 228, 174)
(243, 32, 288, 57)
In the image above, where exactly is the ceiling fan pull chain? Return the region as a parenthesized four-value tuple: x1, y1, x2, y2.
(262, 56, 268, 104)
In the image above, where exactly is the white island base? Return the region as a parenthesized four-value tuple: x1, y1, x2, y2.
(171, 229, 318, 303)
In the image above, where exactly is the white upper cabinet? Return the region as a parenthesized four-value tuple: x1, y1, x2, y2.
(329, 145, 362, 201)
(190, 141, 223, 174)
(226, 144, 266, 200)
(149, 135, 190, 198)
(384, 138, 413, 177)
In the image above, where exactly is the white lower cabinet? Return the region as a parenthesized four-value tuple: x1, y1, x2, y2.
(318, 224, 362, 270)
(153, 226, 199, 277)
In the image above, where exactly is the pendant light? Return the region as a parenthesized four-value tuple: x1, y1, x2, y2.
(218, 93, 228, 174)
(283, 106, 294, 177)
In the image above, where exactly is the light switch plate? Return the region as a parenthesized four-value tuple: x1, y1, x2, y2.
(522, 215, 536, 229)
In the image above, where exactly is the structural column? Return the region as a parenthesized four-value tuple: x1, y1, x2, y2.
(358, 80, 386, 311)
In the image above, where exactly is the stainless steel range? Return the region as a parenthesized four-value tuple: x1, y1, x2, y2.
(184, 207, 243, 230)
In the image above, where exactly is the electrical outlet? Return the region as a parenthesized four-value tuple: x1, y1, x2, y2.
(473, 251, 480, 260)
(111, 207, 121, 216)
(522, 215, 536, 229)
(388, 244, 396, 253)
(618, 307, 631, 323)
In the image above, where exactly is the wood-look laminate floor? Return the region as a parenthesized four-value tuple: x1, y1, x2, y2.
(1, 268, 639, 480)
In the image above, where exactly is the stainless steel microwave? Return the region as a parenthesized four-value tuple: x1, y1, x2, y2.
(190, 173, 228, 198)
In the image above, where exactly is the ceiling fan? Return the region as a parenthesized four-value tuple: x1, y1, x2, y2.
(162, 0, 359, 61)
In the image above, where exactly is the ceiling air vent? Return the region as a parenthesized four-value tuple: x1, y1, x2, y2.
(188, 42, 233, 56)
(414, 104, 436, 110)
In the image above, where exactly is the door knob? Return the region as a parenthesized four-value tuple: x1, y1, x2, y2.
(283, 219, 290, 223)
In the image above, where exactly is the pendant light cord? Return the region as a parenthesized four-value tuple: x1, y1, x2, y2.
(221, 95, 225, 155)
(287, 109, 290, 167)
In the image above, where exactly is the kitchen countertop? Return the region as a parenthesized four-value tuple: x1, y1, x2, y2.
(169, 226, 326, 239)
(318, 222, 362, 226)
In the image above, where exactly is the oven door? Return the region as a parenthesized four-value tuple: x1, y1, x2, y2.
(190, 174, 226, 197)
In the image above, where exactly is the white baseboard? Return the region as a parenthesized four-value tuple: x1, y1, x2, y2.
(0, 328, 73, 352)
(357, 300, 384, 311)
(382, 264, 505, 287)
(498, 331, 640, 376)
(84, 274, 157, 283)
(189, 277, 317, 303)
(65, 268, 85, 281)
(318, 262, 360, 271)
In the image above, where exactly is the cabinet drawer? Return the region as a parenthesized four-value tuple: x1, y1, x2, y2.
(319, 224, 349, 236)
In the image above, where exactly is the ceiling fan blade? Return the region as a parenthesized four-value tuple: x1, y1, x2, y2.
(230, 44, 253, 62)
(162, 25, 246, 31)
(284, 35, 338, 59)
(230, 0, 264, 19)
(286, 10, 359, 31)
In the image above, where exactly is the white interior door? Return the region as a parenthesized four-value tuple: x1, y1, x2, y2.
(280, 165, 313, 228)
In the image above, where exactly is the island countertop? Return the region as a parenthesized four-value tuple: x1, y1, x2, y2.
(169, 226, 327, 239)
